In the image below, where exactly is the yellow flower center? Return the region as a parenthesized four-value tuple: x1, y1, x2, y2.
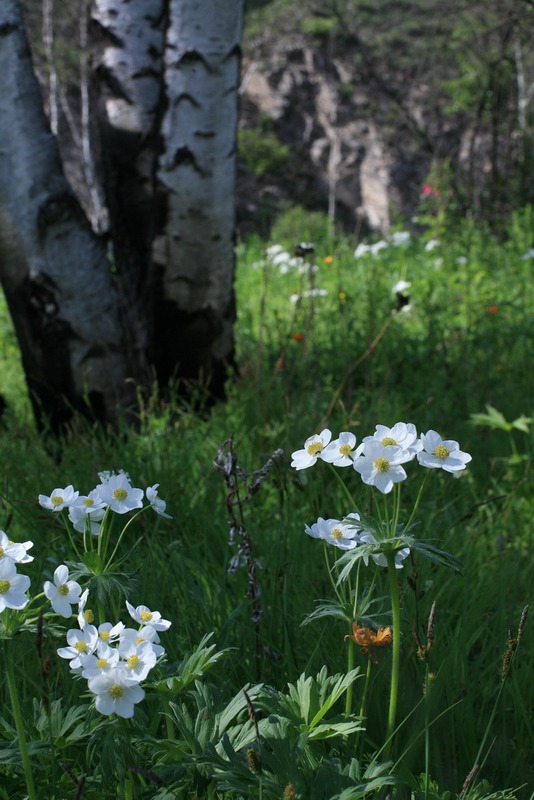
(75, 641, 88, 653)
(113, 488, 128, 501)
(108, 684, 123, 699)
(140, 610, 153, 622)
(96, 657, 108, 669)
(83, 498, 95, 507)
(127, 655, 140, 669)
(0, 547, 4, 558)
(381, 437, 397, 446)
(434, 444, 450, 460)
(0, 579, 10, 594)
(84, 609, 94, 623)
(374, 457, 390, 473)
(339, 444, 352, 456)
(51, 495, 64, 507)
(307, 441, 324, 456)
(331, 528, 343, 540)
(100, 630, 110, 641)
(58, 584, 69, 596)
(135, 637, 145, 646)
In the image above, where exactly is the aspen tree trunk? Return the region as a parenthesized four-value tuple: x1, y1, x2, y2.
(0, 0, 137, 432)
(152, 0, 242, 390)
(0, 0, 242, 429)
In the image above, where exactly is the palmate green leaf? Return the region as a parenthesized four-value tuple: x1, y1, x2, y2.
(469, 404, 512, 431)
(308, 717, 364, 740)
(308, 668, 361, 729)
(404, 536, 464, 573)
(301, 601, 352, 627)
(150, 633, 231, 695)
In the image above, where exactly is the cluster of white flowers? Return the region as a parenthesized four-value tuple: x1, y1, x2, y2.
(264, 244, 319, 276)
(354, 231, 411, 259)
(292, 422, 472, 566)
(0, 530, 33, 613)
(38, 470, 171, 535)
(57, 589, 171, 718)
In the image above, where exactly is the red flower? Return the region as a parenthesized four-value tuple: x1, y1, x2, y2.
(345, 622, 393, 663)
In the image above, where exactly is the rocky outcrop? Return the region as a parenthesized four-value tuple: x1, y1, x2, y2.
(238, 42, 440, 235)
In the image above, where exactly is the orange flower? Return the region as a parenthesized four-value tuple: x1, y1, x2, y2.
(323, 255, 334, 264)
(292, 332, 305, 342)
(488, 305, 499, 315)
(345, 622, 393, 663)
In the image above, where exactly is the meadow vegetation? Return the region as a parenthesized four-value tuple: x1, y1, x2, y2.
(0, 206, 533, 799)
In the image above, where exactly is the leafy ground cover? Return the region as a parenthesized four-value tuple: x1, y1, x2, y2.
(0, 207, 533, 799)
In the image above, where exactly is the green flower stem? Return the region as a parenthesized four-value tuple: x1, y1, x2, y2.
(385, 550, 402, 756)
(345, 636, 355, 717)
(404, 470, 431, 532)
(105, 506, 150, 569)
(3, 640, 38, 800)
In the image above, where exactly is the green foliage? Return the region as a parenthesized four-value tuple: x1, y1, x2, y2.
(239, 128, 292, 176)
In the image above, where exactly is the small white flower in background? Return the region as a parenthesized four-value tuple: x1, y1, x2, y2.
(146, 485, 172, 518)
(433, 258, 443, 269)
(291, 428, 332, 470)
(358, 531, 411, 570)
(289, 288, 328, 303)
(417, 430, 472, 473)
(354, 241, 388, 259)
(119, 639, 157, 682)
(321, 432, 358, 467)
(98, 469, 131, 484)
(391, 231, 411, 246)
(0, 530, 28, 564)
(521, 249, 534, 260)
(126, 601, 171, 631)
(80, 641, 120, 679)
(88, 666, 145, 718)
(57, 625, 99, 669)
(0, 559, 31, 612)
(392, 280, 411, 295)
(359, 422, 421, 457)
(120, 625, 166, 657)
(44, 564, 82, 618)
(424, 239, 440, 252)
(353, 441, 412, 494)
(96, 474, 143, 514)
(305, 515, 360, 550)
(38, 485, 79, 512)
(456, 256, 468, 264)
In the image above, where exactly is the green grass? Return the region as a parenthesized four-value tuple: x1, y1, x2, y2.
(0, 207, 533, 798)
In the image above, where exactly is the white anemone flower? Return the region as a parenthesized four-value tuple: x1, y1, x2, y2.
(97, 621, 125, 644)
(353, 441, 412, 494)
(120, 625, 165, 657)
(146, 485, 172, 519)
(0, 530, 28, 564)
(321, 432, 358, 467)
(95, 474, 144, 514)
(304, 515, 360, 550)
(392, 280, 411, 295)
(125, 601, 171, 631)
(88, 666, 145, 718)
(57, 625, 99, 669)
(358, 531, 411, 570)
(291, 429, 332, 470)
(417, 430, 472, 473)
(80, 641, 120, 679)
(44, 564, 82, 618)
(38, 485, 79, 512)
(0, 559, 31, 612)
(77, 588, 95, 629)
(119, 639, 157, 682)
(359, 423, 421, 457)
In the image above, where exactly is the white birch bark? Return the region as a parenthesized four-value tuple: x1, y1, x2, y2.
(155, 0, 243, 372)
(0, 0, 134, 428)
